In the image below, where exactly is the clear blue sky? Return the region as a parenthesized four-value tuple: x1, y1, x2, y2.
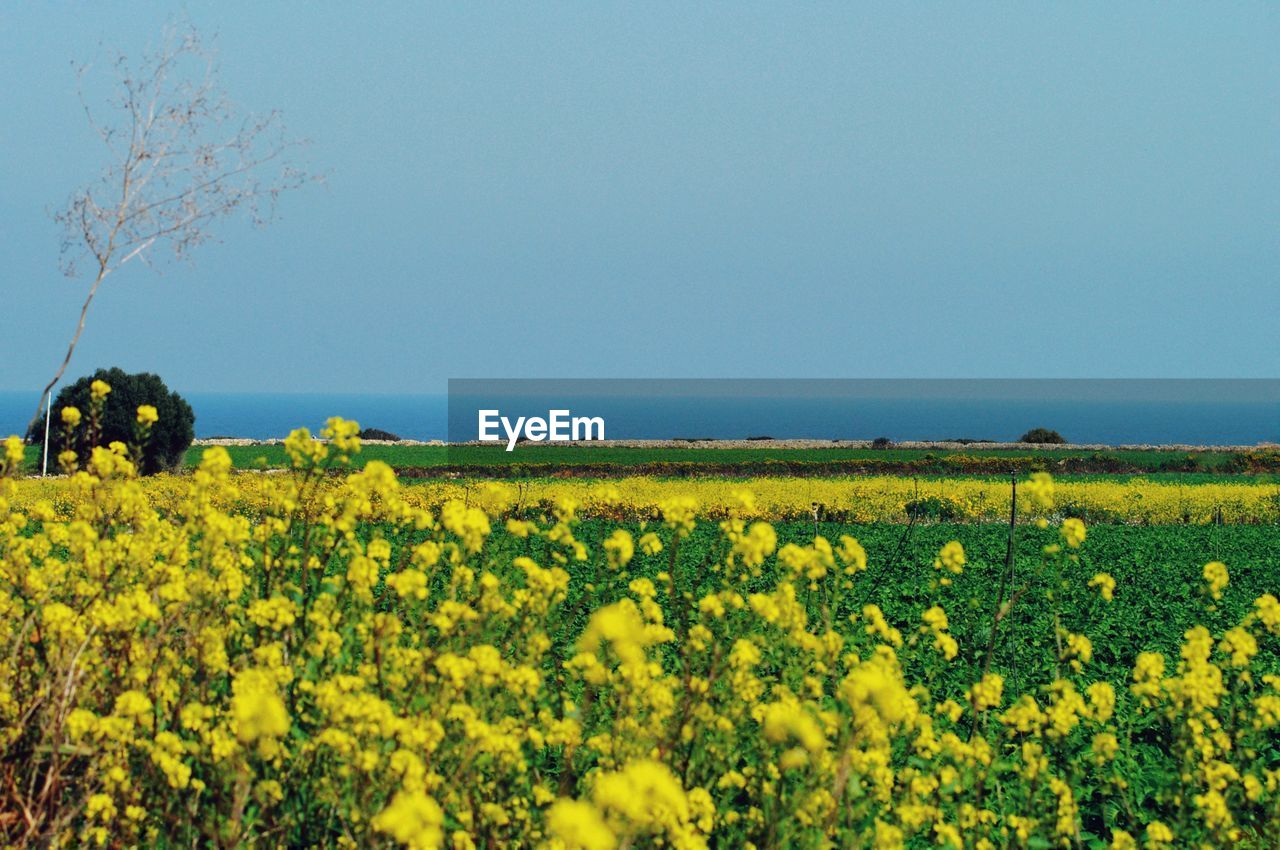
(2, 3, 1276, 394)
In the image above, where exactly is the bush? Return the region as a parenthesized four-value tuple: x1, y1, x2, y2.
(904, 495, 963, 521)
(1019, 427, 1066, 445)
(29, 368, 194, 475)
(358, 427, 401, 441)
(1059, 500, 1121, 525)
(870, 436, 894, 449)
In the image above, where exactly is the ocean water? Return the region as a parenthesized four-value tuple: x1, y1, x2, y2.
(1, 383, 1276, 445)
(445, 379, 1280, 446)
(0, 393, 448, 442)
(447, 395, 1279, 445)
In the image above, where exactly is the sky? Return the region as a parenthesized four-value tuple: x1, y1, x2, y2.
(1, 3, 1277, 395)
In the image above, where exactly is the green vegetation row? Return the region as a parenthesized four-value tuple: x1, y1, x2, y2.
(172, 443, 1280, 478)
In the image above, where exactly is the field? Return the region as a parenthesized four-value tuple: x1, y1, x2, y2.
(2, 417, 1279, 849)
(167, 442, 1278, 477)
(8, 471, 1280, 526)
(15, 442, 1277, 486)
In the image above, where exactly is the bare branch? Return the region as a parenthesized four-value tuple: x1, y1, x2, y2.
(31, 22, 319, 435)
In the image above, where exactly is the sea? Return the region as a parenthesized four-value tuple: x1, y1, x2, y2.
(1, 380, 1277, 445)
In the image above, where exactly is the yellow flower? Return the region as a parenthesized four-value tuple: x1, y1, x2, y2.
(136, 405, 159, 426)
(86, 792, 116, 821)
(638, 532, 663, 556)
(731, 521, 777, 568)
(1088, 572, 1115, 602)
(921, 606, 957, 660)
(839, 655, 915, 727)
(1000, 695, 1044, 734)
(1193, 789, 1233, 831)
(1143, 821, 1174, 849)
(1219, 627, 1257, 669)
(1254, 593, 1280, 633)
(372, 790, 445, 850)
(321, 416, 362, 457)
(1091, 732, 1119, 764)
(591, 760, 701, 839)
(933, 632, 959, 661)
(1060, 518, 1087, 548)
(246, 596, 299, 630)
(1203, 561, 1229, 600)
(933, 541, 966, 575)
(1086, 682, 1116, 722)
(1064, 633, 1093, 667)
(90, 379, 111, 401)
(1130, 652, 1165, 705)
(114, 690, 154, 724)
(837, 534, 868, 573)
(861, 604, 903, 647)
(231, 669, 290, 745)
(659, 495, 698, 535)
(761, 700, 826, 753)
(440, 501, 491, 553)
(934, 823, 963, 847)
(283, 426, 328, 468)
(3, 435, 23, 469)
(969, 673, 1004, 711)
(1109, 829, 1137, 850)
(1025, 471, 1054, 510)
(547, 799, 616, 850)
(61, 406, 82, 427)
(922, 605, 949, 632)
(603, 529, 634, 569)
(579, 600, 653, 666)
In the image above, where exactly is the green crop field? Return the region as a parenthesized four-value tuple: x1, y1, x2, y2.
(158, 442, 1279, 479)
(481, 519, 1279, 690)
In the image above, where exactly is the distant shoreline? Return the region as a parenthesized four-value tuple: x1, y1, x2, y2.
(8, 391, 1275, 447)
(192, 437, 1279, 453)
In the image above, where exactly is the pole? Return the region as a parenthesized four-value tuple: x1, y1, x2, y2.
(41, 389, 51, 477)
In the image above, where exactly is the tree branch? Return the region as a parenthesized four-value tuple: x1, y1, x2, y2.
(31, 22, 317, 434)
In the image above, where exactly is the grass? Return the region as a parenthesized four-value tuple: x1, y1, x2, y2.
(15, 442, 1277, 480)
(169, 443, 1277, 479)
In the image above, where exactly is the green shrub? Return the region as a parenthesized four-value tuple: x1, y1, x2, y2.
(1059, 500, 1122, 524)
(1019, 427, 1066, 444)
(29, 368, 194, 475)
(358, 428, 401, 441)
(904, 495, 963, 521)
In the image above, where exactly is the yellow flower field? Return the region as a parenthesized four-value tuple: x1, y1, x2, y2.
(1, 420, 1279, 848)
(5, 472, 1277, 525)
(407, 476, 1279, 524)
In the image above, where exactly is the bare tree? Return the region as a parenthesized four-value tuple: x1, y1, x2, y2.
(29, 24, 314, 434)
